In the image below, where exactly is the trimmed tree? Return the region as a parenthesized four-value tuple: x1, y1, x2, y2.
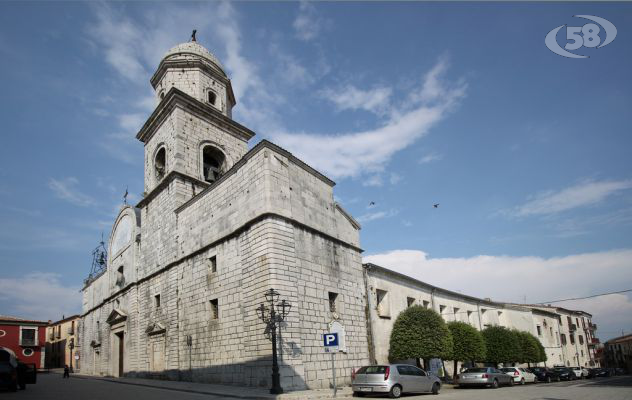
(388, 306, 453, 366)
(446, 321, 486, 380)
(517, 331, 540, 365)
(482, 326, 522, 367)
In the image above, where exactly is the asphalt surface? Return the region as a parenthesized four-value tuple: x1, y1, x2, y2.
(0, 373, 227, 400)
(0, 373, 630, 399)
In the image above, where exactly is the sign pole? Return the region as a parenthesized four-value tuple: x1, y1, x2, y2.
(331, 350, 337, 398)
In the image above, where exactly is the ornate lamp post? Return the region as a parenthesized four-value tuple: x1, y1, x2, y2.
(257, 289, 291, 394)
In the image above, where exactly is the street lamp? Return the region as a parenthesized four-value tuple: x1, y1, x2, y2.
(69, 338, 75, 373)
(257, 288, 291, 394)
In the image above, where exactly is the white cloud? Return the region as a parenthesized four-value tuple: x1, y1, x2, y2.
(0, 273, 81, 322)
(389, 173, 403, 185)
(419, 152, 443, 164)
(293, 1, 323, 41)
(363, 174, 383, 187)
(363, 248, 632, 340)
(320, 85, 393, 116)
(512, 179, 632, 217)
(48, 177, 96, 207)
(273, 59, 466, 179)
(357, 208, 398, 223)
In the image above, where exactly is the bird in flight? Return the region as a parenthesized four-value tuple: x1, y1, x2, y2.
(369, 201, 376, 206)
(433, 203, 440, 208)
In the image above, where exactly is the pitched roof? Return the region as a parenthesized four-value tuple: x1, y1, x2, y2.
(0, 315, 49, 325)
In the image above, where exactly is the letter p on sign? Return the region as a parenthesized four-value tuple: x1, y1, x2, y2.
(324, 332, 339, 348)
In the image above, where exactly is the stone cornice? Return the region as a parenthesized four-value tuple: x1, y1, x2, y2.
(136, 88, 254, 144)
(135, 170, 209, 209)
(150, 59, 236, 106)
(175, 139, 335, 214)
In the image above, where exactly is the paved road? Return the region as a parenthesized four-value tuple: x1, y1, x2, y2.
(387, 376, 632, 400)
(1, 373, 630, 399)
(0, 373, 227, 400)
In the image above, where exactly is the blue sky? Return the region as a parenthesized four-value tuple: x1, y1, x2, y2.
(0, 2, 631, 340)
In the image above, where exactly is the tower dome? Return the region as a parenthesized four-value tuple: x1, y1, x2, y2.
(151, 32, 236, 117)
(162, 41, 226, 77)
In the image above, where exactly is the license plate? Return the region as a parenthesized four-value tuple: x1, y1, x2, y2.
(360, 387, 373, 392)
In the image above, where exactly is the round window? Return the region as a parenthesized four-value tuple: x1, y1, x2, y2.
(22, 348, 34, 357)
(0, 329, 6, 337)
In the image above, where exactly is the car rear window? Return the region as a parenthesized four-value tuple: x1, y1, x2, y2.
(356, 366, 388, 374)
(500, 368, 516, 372)
(464, 368, 487, 373)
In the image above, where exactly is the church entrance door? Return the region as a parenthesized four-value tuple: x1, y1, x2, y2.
(115, 331, 124, 377)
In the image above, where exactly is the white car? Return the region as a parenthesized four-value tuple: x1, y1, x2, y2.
(500, 367, 537, 384)
(571, 366, 588, 379)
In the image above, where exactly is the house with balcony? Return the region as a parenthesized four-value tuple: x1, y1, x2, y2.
(45, 315, 80, 370)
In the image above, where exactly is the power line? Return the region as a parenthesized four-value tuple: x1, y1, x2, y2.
(535, 289, 632, 305)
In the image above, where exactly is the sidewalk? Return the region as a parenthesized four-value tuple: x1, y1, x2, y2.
(66, 371, 355, 400)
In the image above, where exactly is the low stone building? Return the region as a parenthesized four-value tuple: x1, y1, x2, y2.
(45, 315, 80, 370)
(604, 334, 631, 371)
(79, 38, 369, 390)
(0, 315, 48, 369)
(363, 263, 600, 374)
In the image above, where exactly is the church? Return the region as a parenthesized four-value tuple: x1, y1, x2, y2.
(79, 35, 601, 390)
(79, 36, 371, 390)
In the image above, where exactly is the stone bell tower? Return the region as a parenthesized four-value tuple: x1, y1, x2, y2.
(135, 33, 255, 275)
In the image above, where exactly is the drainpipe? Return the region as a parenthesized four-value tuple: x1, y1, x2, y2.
(430, 288, 436, 312)
(476, 302, 483, 331)
(362, 265, 377, 365)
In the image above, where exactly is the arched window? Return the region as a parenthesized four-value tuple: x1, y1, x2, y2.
(160, 91, 165, 100)
(208, 91, 217, 106)
(154, 147, 166, 182)
(202, 145, 225, 184)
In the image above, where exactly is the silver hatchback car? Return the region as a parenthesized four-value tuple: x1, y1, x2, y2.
(456, 367, 514, 388)
(352, 364, 441, 398)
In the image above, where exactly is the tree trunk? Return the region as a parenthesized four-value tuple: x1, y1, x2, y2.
(453, 360, 458, 380)
(416, 358, 422, 368)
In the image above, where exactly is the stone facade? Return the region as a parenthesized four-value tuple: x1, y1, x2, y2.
(80, 40, 369, 390)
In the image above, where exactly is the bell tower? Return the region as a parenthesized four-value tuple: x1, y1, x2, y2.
(137, 33, 254, 196)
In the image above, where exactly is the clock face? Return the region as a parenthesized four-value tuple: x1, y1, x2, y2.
(111, 214, 132, 256)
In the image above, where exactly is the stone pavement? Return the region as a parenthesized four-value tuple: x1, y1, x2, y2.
(67, 371, 356, 400)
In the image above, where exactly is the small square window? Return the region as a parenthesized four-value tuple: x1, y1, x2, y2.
(328, 292, 338, 313)
(208, 91, 217, 105)
(154, 294, 161, 308)
(376, 289, 390, 318)
(407, 297, 415, 308)
(210, 299, 219, 319)
(209, 256, 217, 273)
(422, 300, 430, 309)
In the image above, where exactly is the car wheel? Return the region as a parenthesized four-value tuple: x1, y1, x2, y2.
(492, 379, 499, 389)
(352, 392, 365, 397)
(546, 376, 552, 383)
(520, 378, 525, 385)
(19, 382, 26, 390)
(509, 378, 514, 386)
(389, 384, 402, 399)
(431, 382, 440, 395)
(9, 382, 18, 392)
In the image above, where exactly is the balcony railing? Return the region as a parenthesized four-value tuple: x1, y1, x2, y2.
(569, 324, 577, 332)
(588, 323, 597, 331)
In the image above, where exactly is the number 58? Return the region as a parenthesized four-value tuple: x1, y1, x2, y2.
(566, 23, 601, 50)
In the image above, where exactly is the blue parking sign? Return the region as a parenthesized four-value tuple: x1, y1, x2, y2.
(323, 332, 339, 347)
